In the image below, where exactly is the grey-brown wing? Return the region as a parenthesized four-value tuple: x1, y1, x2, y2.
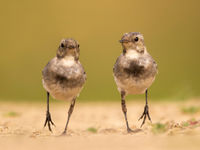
(42, 59, 54, 79)
(145, 54, 158, 76)
(113, 54, 123, 74)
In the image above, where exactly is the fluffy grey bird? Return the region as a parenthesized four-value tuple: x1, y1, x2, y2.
(42, 38, 86, 135)
(113, 32, 157, 133)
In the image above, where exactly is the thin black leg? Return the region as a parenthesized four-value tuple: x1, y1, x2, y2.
(138, 89, 152, 127)
(62, 97, 76, 135)
(44, 92, 55, 132)
(121, 91, 133, 133)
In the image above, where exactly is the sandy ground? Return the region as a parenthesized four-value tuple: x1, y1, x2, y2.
(0, 100, 200, 150)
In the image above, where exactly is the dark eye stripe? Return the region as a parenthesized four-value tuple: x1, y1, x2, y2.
(120, 38, 139, 43)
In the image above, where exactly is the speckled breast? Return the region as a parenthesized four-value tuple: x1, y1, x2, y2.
(113, 55, 157, 94)
(42, 58, 86, 101)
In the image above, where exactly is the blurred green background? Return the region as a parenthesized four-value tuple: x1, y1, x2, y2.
(0, 0, 200, 102)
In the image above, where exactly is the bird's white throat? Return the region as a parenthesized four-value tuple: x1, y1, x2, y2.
(62, 56, 76, 67)
(125, 49, 140, 59)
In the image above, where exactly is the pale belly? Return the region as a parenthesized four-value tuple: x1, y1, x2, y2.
(114, 75, 155, 94)
(42, 79, 83, 101)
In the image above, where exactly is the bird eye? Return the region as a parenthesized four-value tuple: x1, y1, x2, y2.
(77, 44, 80, 48)
(134, 37, 139, 42)
(61, 43, 65, 48)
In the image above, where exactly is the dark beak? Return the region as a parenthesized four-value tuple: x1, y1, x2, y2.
(119, 39, 130, 43)
(119, 40, 123, 43)
(67, 45, 76, 49)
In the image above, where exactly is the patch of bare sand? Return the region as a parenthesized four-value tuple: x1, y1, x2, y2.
(0, 100, 200, 150)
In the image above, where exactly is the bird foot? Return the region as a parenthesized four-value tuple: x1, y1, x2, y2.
(61, 131, 67, 136)
(138, 105, 151, 127)
(127, 127, 142, 133)
(127, 127, 134, 133)
(44, 111, 55, 132)
(58, 130, 72, 137)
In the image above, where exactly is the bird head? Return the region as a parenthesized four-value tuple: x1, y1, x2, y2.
(119, 32, 146, 54)
(56, 38, 80, 60)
